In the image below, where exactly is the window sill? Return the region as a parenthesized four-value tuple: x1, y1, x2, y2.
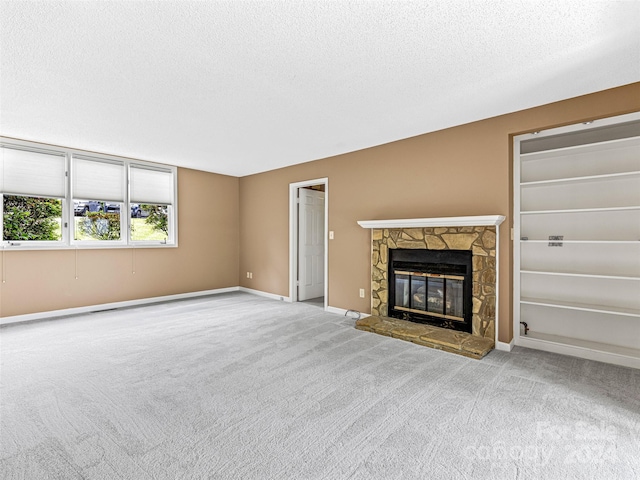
(1, 242, 178, 251)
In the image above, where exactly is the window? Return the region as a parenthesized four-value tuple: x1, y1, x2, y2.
(129, 165, 175, 244)
(1, 145, 66, 245)
(1, 138, 177, 249)
(72, 156, 125, 243)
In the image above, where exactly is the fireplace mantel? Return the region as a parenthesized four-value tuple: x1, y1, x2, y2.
(357, 215, 505, 229)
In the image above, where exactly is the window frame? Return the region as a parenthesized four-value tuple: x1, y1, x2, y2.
(1, 137, 178, 250)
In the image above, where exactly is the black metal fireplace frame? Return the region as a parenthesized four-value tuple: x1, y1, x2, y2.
(388, 248, 473, 333)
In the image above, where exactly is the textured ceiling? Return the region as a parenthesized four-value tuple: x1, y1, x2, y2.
(1, 1, 639, 177)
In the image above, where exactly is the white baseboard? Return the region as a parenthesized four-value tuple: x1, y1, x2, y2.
(495, 339, 515, 352)
(238, 288, 369, 319)
(238, 287, 291, 303)
(0, 287, 240, 326)
(1, 286, 366, 327)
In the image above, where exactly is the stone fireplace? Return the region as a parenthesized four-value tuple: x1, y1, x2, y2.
(357, 216, 505, 358)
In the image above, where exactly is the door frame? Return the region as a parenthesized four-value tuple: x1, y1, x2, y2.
(289, 177, 328, 308)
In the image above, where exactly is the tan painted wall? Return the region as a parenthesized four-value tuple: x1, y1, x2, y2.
(239, 83, 640, 343)
(0, 168, 240, 317)
(2, 84, 637, 339)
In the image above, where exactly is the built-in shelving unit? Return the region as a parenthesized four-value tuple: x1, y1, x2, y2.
(514, 112, 640, 369)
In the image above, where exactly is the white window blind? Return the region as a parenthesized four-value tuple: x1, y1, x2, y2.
(72, 156, 125, 202)
(130, 165, 174, 205)
(0, 146, 66, 197)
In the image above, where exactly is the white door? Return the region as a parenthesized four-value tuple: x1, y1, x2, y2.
(298, 187, 325, 301)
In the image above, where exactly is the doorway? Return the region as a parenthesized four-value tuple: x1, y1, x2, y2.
(289, 178, 328, 308)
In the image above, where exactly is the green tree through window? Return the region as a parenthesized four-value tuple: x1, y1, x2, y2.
(143, 205, 168, 235)
(3, 195, 62, 241)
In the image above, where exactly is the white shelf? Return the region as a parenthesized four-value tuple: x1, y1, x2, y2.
(520, 297, 640, 318)
(521, 205, 640, 215)
(520, 207, 640, 242)
(520, 135, 640, 161)
(525, 332, 640, 359)
(521, 270, 640, 281)
(519, 240, 640, 244)
(520, 134, 640, 184)
(521, 171, 640, 187)
(515, 113, 640, 369)
(518, 332, 640, 369)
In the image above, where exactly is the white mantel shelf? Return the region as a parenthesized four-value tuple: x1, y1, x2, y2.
(357, 215, 506, 229)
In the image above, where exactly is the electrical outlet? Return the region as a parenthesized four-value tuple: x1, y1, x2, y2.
(249, 272, 253, 279)
(359, 288, 365, 298)
(247, 272, 250, 278)
(329, 231, 334, 240)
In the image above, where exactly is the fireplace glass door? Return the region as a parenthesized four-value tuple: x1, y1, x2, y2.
(394, 271, 465, 322)
(395, 274, 410, 309)
(446, 278, 464, 318)
(426, 277, 444, 314)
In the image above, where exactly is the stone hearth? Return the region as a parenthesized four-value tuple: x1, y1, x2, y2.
(358, 216, 505, 358)
(355, 316, 494, 359)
